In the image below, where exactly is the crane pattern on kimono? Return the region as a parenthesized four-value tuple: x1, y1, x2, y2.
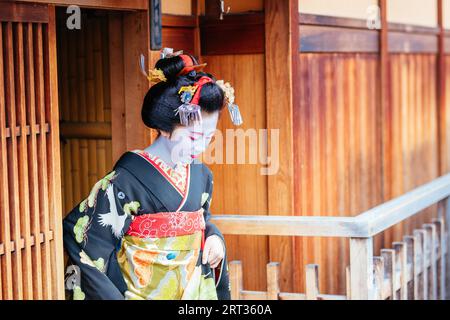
(73, 170, 142, 246)
(98, 184, 141, 238)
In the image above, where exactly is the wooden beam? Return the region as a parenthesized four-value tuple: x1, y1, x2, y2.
(388, 32, 438, 53)
(358, 172, 450, 236)
(0, 2, 48, 23)
(264, 0, 296, 293)
(200, 13, 265, 55)
(15, 0, 147, 10)
(300, 25, 379, 53)
(60, 122, 112, 139)
(161, 14, 196, 28)
(0, 231, 54, 256)
(212, 172, 450, 238)
(211, 214, 368, 237)
(299, 13, 440, 35)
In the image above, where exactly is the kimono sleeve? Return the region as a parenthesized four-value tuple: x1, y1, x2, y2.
(62, 170, 133, 300)
(202, 170, 225, 245)
(201, 168, 231, 300)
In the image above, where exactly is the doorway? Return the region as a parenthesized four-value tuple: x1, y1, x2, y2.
(55, 8, 150, 215)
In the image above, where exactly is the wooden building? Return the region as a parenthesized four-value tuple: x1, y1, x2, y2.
(0, 0, 449, 299)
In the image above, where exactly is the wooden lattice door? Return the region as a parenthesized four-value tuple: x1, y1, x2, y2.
(0, 2, 64, 299)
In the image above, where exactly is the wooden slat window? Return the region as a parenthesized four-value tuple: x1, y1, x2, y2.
(0, 3, 64, 300)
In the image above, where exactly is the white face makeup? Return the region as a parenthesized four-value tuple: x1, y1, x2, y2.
(168, 111, 219, 165)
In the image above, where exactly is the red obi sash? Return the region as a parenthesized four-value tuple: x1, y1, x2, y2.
(126, 208, 206, 250)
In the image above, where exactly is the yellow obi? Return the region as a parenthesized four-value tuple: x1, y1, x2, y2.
(117, 211, 218, 300)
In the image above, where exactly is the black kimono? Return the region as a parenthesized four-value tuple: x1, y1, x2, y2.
(63, 150, 230, 300)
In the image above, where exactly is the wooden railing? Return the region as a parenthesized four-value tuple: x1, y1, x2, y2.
(211, 173, 450, 300)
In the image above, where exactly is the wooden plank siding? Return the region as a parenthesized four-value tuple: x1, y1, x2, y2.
(445, 55, 450, 175)
(0, 3, 64, 299)
(294, 53, 383, 294)
(388, 53, 440, 241)
(200, 7, 446, 295)
(203, 54, 269, 292)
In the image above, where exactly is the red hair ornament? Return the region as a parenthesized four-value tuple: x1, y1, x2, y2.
(176, 76, 213, 126)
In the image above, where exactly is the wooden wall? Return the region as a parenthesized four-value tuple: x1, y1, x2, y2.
(290, 8, 445, 294)
(204, 54, 269, 291)
(200, 1, 449, 296)
(388, 53, 440, 239)
(0, 3, 64, 299)
(294, 53, 383, 294)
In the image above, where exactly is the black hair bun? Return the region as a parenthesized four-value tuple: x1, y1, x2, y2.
(154, 54, 199, 82)
(142, 53, 226, 133)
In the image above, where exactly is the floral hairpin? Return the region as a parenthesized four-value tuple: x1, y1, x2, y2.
(175, 85, 202, 126)
(139, 53, 167, 84)
(216, 80, 243, 126)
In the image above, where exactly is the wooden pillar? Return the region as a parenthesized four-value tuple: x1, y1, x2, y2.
(437, 0, 447, 175)
(379, 0, 392, 202)
(47, 5, 65, 299)
(349, 237, 375, 300)
(446, 196, 450, 299)
(109, 12, 127, 163)
(109, 10, 151, 164)
(264, 0, 297, 292)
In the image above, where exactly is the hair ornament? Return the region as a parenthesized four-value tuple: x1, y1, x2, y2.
(175, 85, 202, 126)
(177, 54, 207, 76)
(175, 77, 213, 126)
(216, 80, 243, 126)
(160, 47, 184, 59)
(139, 53, 167, 84)
(178, 85, 198, 103)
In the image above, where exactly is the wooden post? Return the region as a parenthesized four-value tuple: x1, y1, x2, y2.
(305, 264, 319, 300)
(122, 11, 151, 151)
(404, 235, 418, 299)
(381, 249, 396, 300)
(415, 229, 428, 299)
(264, 0, 296, 292)
(446, 196, 450, 299)
(47, 5, 65, 299)
(373, 256, 385, 300)
(424, 223, 438, 300)
(230, 260, 243, 300)
(432, 218, 446, 299)
(393, 242, 408, 299)
(349, 238, 374, 300)
(266, 262, 280, 300)
(345, 266, 351, 299)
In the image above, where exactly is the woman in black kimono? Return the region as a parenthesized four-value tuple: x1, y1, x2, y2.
(62, 48, 243, 300)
